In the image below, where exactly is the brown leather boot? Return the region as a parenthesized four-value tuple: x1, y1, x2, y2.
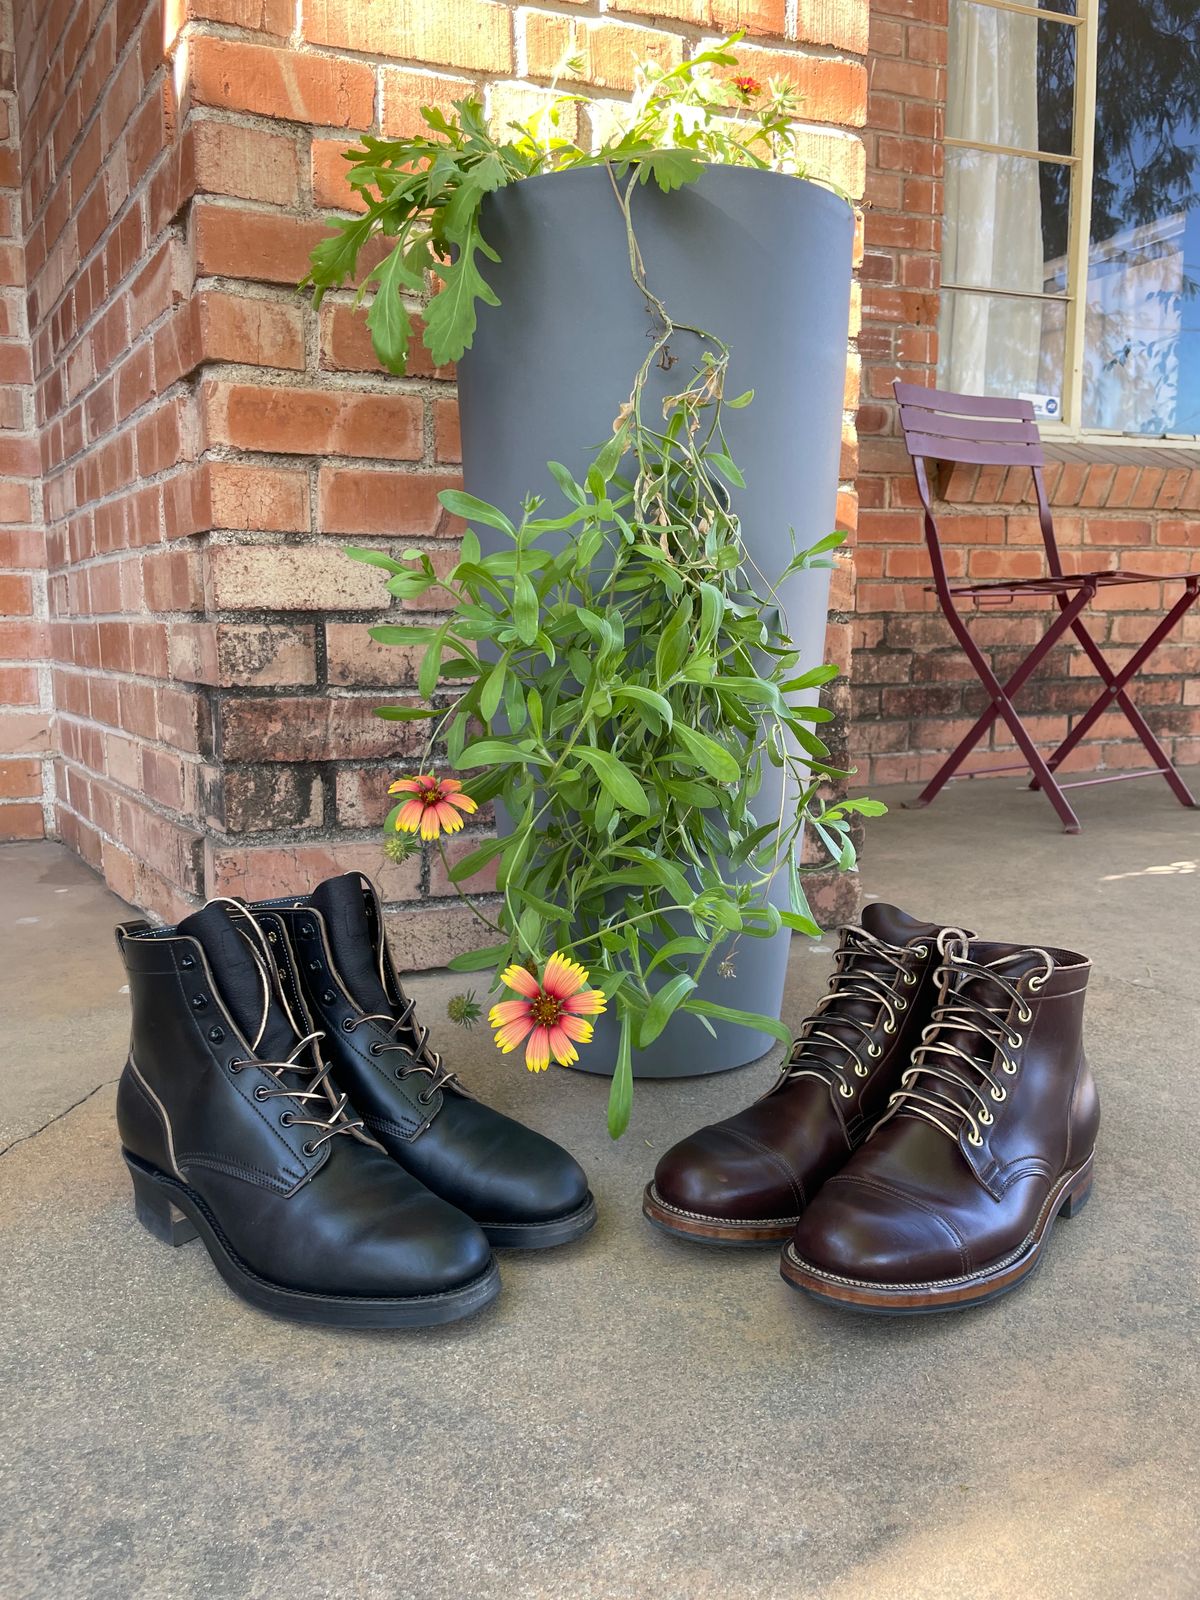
(642, 904, 953, 1244)
(781, 933, 1099, 1313)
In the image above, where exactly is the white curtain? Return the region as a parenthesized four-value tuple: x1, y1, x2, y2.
(938, 5, 1048, 398)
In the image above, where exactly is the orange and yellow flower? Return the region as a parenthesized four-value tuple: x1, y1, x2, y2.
(388, 774, 477, 840)
(732, 74, 763, 98)
(489, 953, 608, 1073)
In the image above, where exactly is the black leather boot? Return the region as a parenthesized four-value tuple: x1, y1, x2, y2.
(247, 874, 596, 1249)
(115, 901, 499, 1327)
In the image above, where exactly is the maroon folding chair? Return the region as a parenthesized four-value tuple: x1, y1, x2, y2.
(894, 381, 1200, 833)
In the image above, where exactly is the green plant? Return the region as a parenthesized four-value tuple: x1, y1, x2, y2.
(303, 35, 826, 375)
(312, 36, 879, 1136)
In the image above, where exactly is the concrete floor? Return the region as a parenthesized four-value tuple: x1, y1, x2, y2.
(2, 773, 1198, 1599)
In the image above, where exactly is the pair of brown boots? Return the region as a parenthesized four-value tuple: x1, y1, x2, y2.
(642, 903, 1099, 1314)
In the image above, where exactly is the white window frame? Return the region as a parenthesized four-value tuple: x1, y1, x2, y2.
(942, 0, 1200, 447)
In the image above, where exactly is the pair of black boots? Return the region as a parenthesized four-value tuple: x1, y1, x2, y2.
(116, 873, 595, 1327)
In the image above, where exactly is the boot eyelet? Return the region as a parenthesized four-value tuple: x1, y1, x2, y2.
(913, 944, 929, 958)
(883, 1020, 896, 1035)
(868, 1043, 883, 1059)
(978, 1109, 993, 1125)
(302, 1141, 317, 1156)
(180, 954, 195, 969)
(1002, 1061, 1018, 1075)
(1009, 1033, 1023, 1049)
(229, 1059, 245, 1073)
(991, 1086, 1007, 1102)
(1028, 974, 1046, 991)
(253, 1086, 269, 1101)
(191, 993, 208, 1010)
(370, 1042, 383, 1056)
(894, 996, 907, 1011)
(207, 1026, 224, 1043)
(903, 971, 918, 986)
(308, 961, 321, 973)
(1019, 1007, 1033, 1023)
(280, 1113, 294, 1127)
(854, 1063, 869, 1077)
(300, 923, 314, 939)
(838, 1083, 855, 1099)
(322, 990, 336, 1003)
(342, 1017, 355, 1032)
(968, 1131, 983, 1147)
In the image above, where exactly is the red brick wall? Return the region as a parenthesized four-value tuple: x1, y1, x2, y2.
(853, 0, 1200, 790)
(8, 0, 871, 953)
(0, 0, 49, 840)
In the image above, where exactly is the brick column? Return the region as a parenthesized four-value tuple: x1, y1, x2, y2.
(14, 0, 871, 956)
(0, 0, 48, 840)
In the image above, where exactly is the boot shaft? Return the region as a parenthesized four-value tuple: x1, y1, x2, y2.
(115, 908, 348, 1195)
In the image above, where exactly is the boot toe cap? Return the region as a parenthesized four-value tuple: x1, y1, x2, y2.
(792, 1179, 967, 1286)
(654, 1126, 803, 1224)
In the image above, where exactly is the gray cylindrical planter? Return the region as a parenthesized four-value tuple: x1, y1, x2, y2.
(456, 165, 853, 1078)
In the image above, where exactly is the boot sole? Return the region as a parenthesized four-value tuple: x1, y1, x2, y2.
(123, 1152, 501, 1328)
(642, 1182, 799, 1246)
(779, 1155, 1095, 1315)
(480, 1192, 597, 1250)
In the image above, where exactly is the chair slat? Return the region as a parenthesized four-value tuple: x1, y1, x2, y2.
(901, 429, 1045, 467)
(894, 380, 1034, 420)
(898, 405, 1042, 446)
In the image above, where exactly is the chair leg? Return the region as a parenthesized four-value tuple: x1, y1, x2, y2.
(908, 586, 1093, 829)
(1034, 584, 1200, 807)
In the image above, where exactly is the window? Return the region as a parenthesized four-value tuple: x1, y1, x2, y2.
(938, 0, 1200, 439)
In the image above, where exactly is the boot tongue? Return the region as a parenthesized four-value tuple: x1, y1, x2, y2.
(309, 874, 392, 1014)
(178, 902, 300, 1061)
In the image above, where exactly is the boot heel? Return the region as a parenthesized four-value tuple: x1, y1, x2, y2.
(1058, 1169, 1093, 1219)
(125, 1157, 198, 1247)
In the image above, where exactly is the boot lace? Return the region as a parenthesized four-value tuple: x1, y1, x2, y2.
(343, 995, 460, 1106)
(785, 925, 926, 1102)
(231, 1033, 363, 1155)
(212, 897, 368, 1153)
(879, 930, 1052, 1147)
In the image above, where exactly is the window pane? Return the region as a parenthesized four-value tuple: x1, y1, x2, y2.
(947, 2, 1075, 157)
(1083, 0, 1200, 433)
(942, 149, 1071, 293)
(938, 289, 1067, 413)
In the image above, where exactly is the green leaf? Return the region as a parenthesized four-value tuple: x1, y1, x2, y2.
(373, 705, 439, 721)
(645, 935, 708, 977)
(480, 653, 508, 722)
(513, 573, 539, 646)
(685, 999, 793, 1049)
(438, 489, 515, 536)
(727, 388, 755, 409)
(613, 685, 673, 732)
(673, 724, 739, 784)
(369, 623, 439, 647)
(422, 215, 500, 367)
(456, 740, 544, 768)
(418, 620, 450, 701)
(780, 663, 840, 693)
(345, 547, 406, 575)
(447, 837, 506, 883)
(708, 451, 746, 489)
(575, 747, 651, 817)
(639, 973, 696, 1048)
(607, 1012, 634, 1140)
(638, 149, 705, 191)
(448, 942, 509, 974)
(364, 242, 421, 375)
